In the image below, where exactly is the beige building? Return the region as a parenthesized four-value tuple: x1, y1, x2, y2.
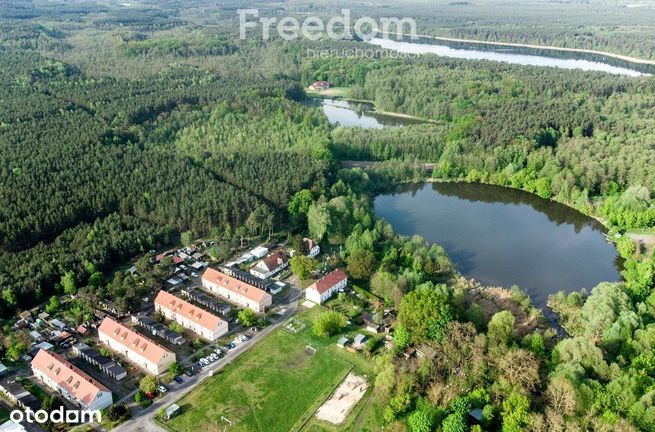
(154, 290, 228, 341)
(98, 317, 176, 375)
(202, 268, 272, 313)
(31, 349, 113, 411)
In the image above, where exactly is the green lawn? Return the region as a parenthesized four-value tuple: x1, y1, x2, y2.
(166, 309, 373, 432)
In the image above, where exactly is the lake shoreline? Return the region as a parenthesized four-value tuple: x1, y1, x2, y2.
(306, 90, 439, 124)
(375, 30, 655, 66)
(373, 181, 622, 317)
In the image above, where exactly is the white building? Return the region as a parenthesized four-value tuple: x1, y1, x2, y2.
(202, 268, 272, 313)
(305, 269, 348, 304)
(250, 251, 288, 279)
(98, 317, 175, 375)
(154, 291, 228, 341)
(31, 349, 113, 411)
(303, 238, 320, 257)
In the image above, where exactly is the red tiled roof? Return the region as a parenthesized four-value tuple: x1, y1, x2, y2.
(154, 290, 225, 331)
(202, 268, 269, 302)
(255, 251, 287, 272)
(31, 349, 108, 405)
(98, 317, 172, 365)
(309, 269, 347, 295)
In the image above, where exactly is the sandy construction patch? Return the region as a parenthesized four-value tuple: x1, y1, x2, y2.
(302, 300, 317, 308)
(315, 373, 368, 425)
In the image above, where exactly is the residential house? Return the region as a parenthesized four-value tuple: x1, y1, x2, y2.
(303, 238, 320, 257)
(73, 343, 127, 381)
(98, 317, 176, 375)
(250, 251, 289, 279)
(305, 269, 348, 304)
(132, 315, 186, 345)
(154, 291, 228, 341)
(31, 349, 113, 411)
(202, 268, 272, 313)
(310, 81, 332, 90)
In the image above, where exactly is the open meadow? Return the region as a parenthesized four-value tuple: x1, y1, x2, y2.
(164, 308, 377, 432)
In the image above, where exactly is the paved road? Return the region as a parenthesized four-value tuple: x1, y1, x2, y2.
(112, 293, 300, 432)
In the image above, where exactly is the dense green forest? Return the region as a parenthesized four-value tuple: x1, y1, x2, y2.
(1, 1, 655, 431)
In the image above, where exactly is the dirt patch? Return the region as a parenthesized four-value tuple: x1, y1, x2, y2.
(315, 373, 368, 425)
(302, 300, 317, 308)
(459, 277, 544, 337)
(627, 232, 655, 256)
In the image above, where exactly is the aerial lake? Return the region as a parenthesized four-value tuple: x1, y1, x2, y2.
(369, 36, 654, 76)
(320, 98, 421, 129)
(374, 182, 622, 309)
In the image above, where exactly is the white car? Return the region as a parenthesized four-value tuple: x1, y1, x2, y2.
(191, 272, 199, 278)
(158, 385, 168, 394)
(200, 358, 209, 365)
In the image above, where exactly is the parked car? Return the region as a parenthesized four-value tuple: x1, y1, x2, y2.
(191, 272, 198, 278)
(184, 370, 195, 377)
(174, 376, 183, 384)
(158, 385, 168, 394)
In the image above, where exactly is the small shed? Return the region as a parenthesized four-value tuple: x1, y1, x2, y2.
(366, 323, 380, 334)
(469, 408, 484, 423)
(353, 333, 367, 348)
(337, 337, 349, 348)
(29, 331, 43, 342)
(50, 319, 66, 331)
(165, 403, 181, 420)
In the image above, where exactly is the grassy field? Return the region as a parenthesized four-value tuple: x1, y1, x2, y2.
(306, 87, 350, 98)
(165, 308, 377, 432)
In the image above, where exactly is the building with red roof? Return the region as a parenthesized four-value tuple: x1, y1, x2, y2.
(202, 268, 272, 313)
(305, 269, 348, 304)
(154, 291, 228, 341)
(31, 349, 113, 411)
(98, 317, 175, 375)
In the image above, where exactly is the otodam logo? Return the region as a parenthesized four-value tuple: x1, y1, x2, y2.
(10, 407, 102, 424)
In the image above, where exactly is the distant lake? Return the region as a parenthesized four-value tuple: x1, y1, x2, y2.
(320, 98, 422, 129)
(374, 182, 622, 309)
(368, 36, 654, 76)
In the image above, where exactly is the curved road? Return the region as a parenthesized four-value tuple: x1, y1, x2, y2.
(112, 292, 300, 432)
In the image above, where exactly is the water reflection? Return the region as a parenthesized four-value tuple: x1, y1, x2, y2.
(374, 182, 622, 309)
(369, 37, 653, 76)
(319, 98, 423, 128)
